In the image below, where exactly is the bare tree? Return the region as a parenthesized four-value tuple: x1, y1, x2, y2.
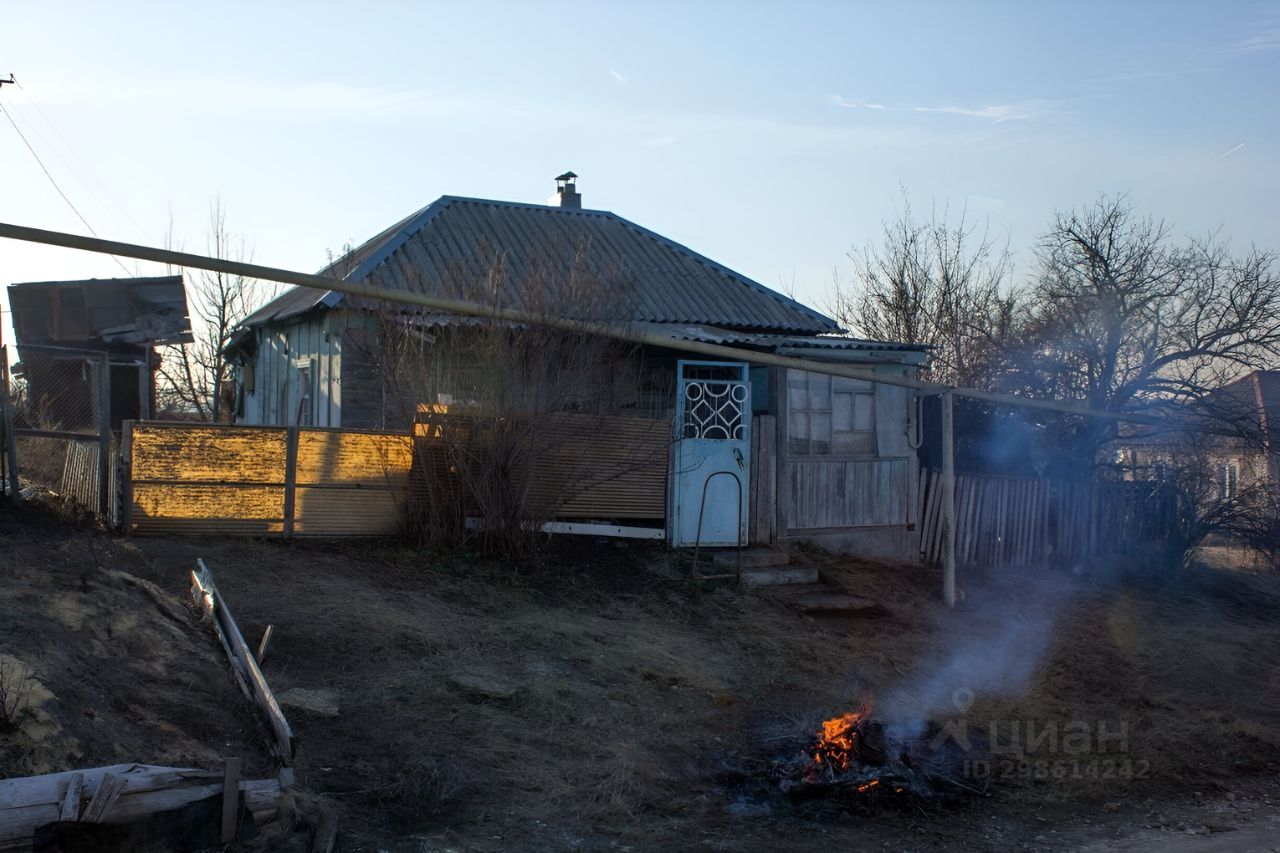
(1004, 195, 1280, 461)
(342, 238, 669, 557)
(832, 188, 1017, 387)
(156, 199, 264, 421)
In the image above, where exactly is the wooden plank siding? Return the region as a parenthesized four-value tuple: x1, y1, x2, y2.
(243, 315, 341, 428)
(783, 458, 912, 530)
(777, 366, 918, 535)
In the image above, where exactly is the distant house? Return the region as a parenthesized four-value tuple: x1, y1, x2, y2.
(6, 275, 191, 430)
(1112, 370, 1280, 501)
(226, 176, 928, 557)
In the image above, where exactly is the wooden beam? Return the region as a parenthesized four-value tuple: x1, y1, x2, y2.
(0, 220, 1163, 426)
(192, 560, 295, 760)
(0, 764, 284, 850)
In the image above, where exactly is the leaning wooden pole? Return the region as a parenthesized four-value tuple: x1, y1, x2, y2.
(941, 391, 957, 608)
(0, 221, 1161, 425)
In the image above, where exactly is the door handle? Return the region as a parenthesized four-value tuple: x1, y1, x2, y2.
(733, 447, 745, 470)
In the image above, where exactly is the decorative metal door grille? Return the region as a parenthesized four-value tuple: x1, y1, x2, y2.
(682, 380, 748, 440)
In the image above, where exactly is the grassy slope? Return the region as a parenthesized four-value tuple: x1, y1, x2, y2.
(3, 501, 1280, 851)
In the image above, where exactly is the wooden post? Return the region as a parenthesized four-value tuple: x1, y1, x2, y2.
(1, 348, 19, 498)
(220, 757, 242, 844)
(97, 356, 111, 519)
(121, 420, 134, 536)
(941, 391, 957, 607)
(282, 427, 298, 538)
(139, 348, 152, 420)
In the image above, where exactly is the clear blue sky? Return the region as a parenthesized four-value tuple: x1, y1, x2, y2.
(2, 1, 1277, 350)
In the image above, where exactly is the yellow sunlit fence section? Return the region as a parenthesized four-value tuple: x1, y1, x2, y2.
(124, 422, 413, 537)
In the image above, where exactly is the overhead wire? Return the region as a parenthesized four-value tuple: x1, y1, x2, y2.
(11, 76, 152, 242)
(0, 100, 133, 275)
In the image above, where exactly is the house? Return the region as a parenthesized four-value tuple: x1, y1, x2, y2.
(226, 176, 928, 557)
(1112, 370, 1280, 501)
(6, 275, 191, 430)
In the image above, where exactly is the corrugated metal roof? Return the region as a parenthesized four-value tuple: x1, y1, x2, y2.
(637, 322, 930, 352)
(8, 275, 192, 346)
(241, 196, 838, 334)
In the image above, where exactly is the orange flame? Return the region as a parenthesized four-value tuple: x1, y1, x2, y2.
(810, 711, 863, 773)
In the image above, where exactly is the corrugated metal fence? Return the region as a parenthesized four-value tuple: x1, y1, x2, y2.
(123, 413, 671, 538)
(124, 421, 414, 537)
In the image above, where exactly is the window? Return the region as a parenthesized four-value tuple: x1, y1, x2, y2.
(1219, 462, 1238, 501)
(787, 369, 875, 455)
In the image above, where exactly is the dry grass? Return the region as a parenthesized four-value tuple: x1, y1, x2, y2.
(4, 499, 1280, 850)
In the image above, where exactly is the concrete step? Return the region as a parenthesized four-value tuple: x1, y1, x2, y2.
(710, 549, 791, 569)
(740, 565, 819, 587)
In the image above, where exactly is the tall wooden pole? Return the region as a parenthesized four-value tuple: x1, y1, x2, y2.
(941, 391, 957, 607)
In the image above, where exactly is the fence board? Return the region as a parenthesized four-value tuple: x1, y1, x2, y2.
(748, 415, 777, 544)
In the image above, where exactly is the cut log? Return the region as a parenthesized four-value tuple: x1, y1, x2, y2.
(192, 560, 295, 760)
(0, 764, 285, 851)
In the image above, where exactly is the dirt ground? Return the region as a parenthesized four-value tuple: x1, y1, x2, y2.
(3, 498, 1280, 852)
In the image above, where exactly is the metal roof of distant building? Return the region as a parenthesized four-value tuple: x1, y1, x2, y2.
(636, 322, 929, 352)
(240, 196, 838, 334)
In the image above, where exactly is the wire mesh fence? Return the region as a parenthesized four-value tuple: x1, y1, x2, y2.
(1, 342, 118, 521)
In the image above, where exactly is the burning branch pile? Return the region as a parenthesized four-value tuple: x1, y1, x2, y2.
(772, 707, 987, 805)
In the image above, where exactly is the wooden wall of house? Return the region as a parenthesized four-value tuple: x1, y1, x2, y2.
(775, 363, 919, 541)
(242, 315, 341, 427)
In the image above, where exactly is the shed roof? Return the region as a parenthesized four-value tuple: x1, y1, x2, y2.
(241, 196, 838, 334)
(7, 275, 192, 347)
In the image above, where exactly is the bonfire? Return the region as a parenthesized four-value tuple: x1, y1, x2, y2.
(773, 703, 987, 803)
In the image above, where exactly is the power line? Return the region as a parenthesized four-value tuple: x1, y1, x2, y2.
(12, 76, 152, 241)
(0, 101, 132, 275)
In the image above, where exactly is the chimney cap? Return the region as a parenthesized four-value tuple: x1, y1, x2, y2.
(555, 171, 578, 183)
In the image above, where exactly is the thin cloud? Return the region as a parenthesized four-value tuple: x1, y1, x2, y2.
(1215, 142, 1246, 160)
(610, 69, 629, 84)
(642, 135, 676, 147)
(1228, 10, 1280, 53)
(830, 94, 1037, 122)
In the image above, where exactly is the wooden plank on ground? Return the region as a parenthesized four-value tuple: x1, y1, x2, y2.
(220, 757, 241, 844)
(81, 772, 126, 823)
(58, 773, 83, 823)
(193, 560, 295, 761)
(0, 764, 284, 851)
